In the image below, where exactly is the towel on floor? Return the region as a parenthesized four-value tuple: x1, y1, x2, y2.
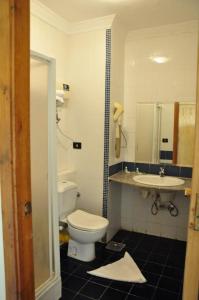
(87, 252, 146, 283)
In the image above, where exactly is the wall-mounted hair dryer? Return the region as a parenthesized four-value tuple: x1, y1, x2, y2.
(56, 90, 65, 107)
(113, 102, 124, 158)
(56, 83, 70, 108)
(113, 102, 124, 123)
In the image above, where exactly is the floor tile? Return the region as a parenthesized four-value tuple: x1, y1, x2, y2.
(61, 287, 76, 299)
(107, 252, 126, 264)
(74, 294, 91, 300)
(60, 243, 68, 250)
(137, 241, 154, 252)
(143, 262, 163, 275)
(143, 235, 159, 244)
(167, 254, 185, 269)
(134, 259, 145, 269)
(126, 294, 145, 300)
(158, 276, 181, 294)
(60, 231, 186, 300)
(172, 240, 186, 253)
(113, 230, 132, 242)
(79, 282, 106, 299)
(73, 265, 92, 280)
(142, 271, 159, 287)
(110, 280, 133, 293)
(62, 275, 87, 292)
(152, 246, 170, 256)
(125, 240, 139, 250)
(148, 253, 167, 265)
(61, 259, 80, 274)
(88, 258, 106, 269)
(60, 248, 68, 261)
(153, 288, 179, 300)
(163, 266, 183, 281)
(132, 250, 149, 261)
(178, 286, 183, 300)
(101, 287, 127, 300)
(130, 284, 155, 299)
(90, 275, 112, 286)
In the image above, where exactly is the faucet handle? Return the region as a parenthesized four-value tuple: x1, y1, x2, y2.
(159, 167, 165, 176)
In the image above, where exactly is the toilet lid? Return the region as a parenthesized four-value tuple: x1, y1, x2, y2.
(67, 210, 109, 231)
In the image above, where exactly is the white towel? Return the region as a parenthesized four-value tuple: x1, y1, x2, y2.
(87, 252, 146, 283)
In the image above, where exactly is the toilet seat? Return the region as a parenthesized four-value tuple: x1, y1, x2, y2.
(67, 209, 108, 232)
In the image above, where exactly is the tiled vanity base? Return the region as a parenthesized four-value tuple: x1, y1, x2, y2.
(108, 162, 191, 241)
(60, 230, 185, 300)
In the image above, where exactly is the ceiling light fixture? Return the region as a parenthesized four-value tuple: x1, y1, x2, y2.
(100, 0, 133, 3)
(149, 56, 170, 64)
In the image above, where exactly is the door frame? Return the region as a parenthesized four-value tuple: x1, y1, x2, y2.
(183, 37, 199, 300)
(0, 1, 35, 299)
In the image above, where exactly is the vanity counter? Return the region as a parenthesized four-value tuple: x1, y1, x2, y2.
(109, 171, 192, 193)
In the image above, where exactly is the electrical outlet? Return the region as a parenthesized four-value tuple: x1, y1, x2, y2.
(162, 138, 168, 143)
(63, 84, 70, 91)
(73, 142, 82, 149)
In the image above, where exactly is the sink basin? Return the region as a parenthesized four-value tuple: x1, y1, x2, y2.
(133, 174, 185, 187)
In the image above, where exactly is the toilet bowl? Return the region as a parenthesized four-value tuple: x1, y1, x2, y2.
(67, 210, 109, 262)
(57, 180, 109, 262)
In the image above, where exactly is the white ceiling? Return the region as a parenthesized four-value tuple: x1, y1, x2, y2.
(39, 0, 199, 30)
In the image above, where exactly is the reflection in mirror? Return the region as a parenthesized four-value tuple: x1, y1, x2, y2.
(135, 102, 195, 166)
(177, 103, 195, 166)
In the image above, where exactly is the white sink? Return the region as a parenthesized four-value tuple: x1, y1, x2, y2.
(133, 174, 185, 187)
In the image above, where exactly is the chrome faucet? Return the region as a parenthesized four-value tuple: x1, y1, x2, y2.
(159, 167, 165, 177)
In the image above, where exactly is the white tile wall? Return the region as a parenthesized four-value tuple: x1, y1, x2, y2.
(123, 21, 198, 163)
(120, 21, 198, 240)
(121, 185, 189, 240)
(31, 15, 71, 172)
(107, 181, 122, 241)
(31, 14, 107, 216)
(64, 30, 106, 216)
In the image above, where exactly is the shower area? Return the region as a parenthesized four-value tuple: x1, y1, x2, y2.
(30, 53, 61, 300)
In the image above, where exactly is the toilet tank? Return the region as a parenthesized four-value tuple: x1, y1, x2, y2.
(57, 180, 78, 221)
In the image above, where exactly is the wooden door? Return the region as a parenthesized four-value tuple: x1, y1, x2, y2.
(183, 41, 199, 299)
(0, 1, 35, 299)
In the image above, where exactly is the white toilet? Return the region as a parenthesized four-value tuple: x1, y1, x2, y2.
(58, 180, 109, 262)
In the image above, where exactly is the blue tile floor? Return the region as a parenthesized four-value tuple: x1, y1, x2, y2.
(60, 230, 186, 300)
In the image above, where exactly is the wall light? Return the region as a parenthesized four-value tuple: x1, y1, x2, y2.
(100, 0, 135, 3)
(149, 56, 170, 64)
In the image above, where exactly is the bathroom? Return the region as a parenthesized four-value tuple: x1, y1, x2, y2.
(0, 0, 199, 300)
(24, 0, 199, 299)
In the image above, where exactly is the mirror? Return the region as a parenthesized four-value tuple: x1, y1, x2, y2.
(135, 102, 196, 166)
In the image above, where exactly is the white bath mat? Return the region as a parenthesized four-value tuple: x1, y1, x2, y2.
(87, 252, 146, 283)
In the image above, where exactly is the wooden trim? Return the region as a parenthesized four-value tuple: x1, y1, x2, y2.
(0, 1, 35, 299)
(183, 33, 199, 300)
(172, 102, 179, 164)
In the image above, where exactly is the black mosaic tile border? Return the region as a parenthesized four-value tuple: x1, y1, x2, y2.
(109, 161, 192, 178)
(160, 150, 173, 160)
(109, 162, 123, 176)
(103, 29, 111, 218)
